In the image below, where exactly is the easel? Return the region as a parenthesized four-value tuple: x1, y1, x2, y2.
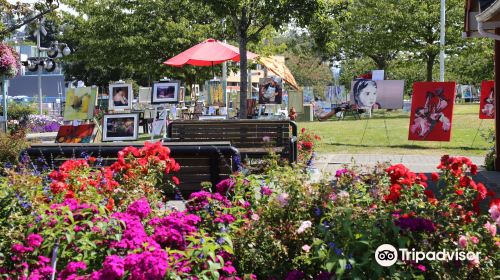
(470, 119, 484, 148)
(359, 109, 390, 145)
(150, 77, 178, 141)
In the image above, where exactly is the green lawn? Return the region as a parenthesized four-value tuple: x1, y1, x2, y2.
(298, 104, 494, 156)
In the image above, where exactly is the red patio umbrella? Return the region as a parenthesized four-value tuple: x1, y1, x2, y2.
(164, 38, 257, 67)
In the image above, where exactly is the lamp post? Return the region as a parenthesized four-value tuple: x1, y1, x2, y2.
(24, 18, 71, 114)
(439, 0, 446, 82)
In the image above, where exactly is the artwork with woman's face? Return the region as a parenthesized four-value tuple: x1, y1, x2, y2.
(350, 80, 404, 109)
(479, 80, 495, 119)
(353, 79, 378, 108)
(408, 82, 456, 142)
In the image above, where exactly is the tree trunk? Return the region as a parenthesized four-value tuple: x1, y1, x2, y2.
(239, 34, 248, 119)
(238, 8, 248, 119)
(426, 54, 437, 82)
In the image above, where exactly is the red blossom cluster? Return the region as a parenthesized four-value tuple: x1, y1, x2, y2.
(297, 127, 321, 152)
(384, 164, 433, 203)
(48, 142, 180, 210)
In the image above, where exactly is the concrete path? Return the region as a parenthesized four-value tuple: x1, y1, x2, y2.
(313, 153, 499, 192)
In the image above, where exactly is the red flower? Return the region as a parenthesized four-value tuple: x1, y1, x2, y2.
(455, 189, 464, 196)
(470, 164, 478, 175)
(171, 176, 180, 185)
(106, 198, 115, 211)
(431, 172, 439, 182)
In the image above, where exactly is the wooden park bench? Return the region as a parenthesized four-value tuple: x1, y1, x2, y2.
(167, 120, 298, 163)
(22, 142, 240, 198)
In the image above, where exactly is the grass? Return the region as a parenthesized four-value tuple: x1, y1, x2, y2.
(298, 104, 494, 157)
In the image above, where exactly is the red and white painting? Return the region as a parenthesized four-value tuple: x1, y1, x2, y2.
(479, 80, 495, 119)
(408, 82, 456, 142)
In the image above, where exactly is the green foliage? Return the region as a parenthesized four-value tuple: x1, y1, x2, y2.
(59, 0, 223, 87)
(0, 131, 28, 167)
(4, 102, 37, 121)
(481, 129, 496, 171)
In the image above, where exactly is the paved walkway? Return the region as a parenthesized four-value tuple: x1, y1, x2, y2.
(313, 153, 499, 191)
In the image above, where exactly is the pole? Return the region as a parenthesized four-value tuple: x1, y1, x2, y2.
(494, 28, 500, 171)
(1, 76, 7, 132)
(439, 0, 446, 82)
(37, 21, 43, 115)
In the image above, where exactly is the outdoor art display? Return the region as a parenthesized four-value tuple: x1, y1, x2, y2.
(303, 86, 314, 104)
(55, 124, 95, 143)
(152, 81, 180, 104)
(408, 82, 456, 142)
(258, 77, 283, 104)
(208, 80, 224, 106)
(138, 87, 152, 104)
(479, 80, 495, 119)
(325, 86, 345, 104)
(102, 113, 139, 141)
(109, 83, 132, 110)
(350, 79, 404, 109)
(63, 87, 97, 121)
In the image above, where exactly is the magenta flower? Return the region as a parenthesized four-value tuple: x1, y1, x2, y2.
(260, 186, 273, 196)
(26, 233, 43, 248)
(215, 178, 235, 195)
(126, 197, 151, 219)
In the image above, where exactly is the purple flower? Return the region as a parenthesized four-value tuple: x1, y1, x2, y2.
(215, 178, 235, 195)
(260, 186, 273, 196)
(285, 270, 305, 280)
(26, 233, 43, 248)
(126, 197, 151, 219)
(395, 217, 436, 232)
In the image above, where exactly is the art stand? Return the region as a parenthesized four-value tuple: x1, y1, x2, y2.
(382, 110, 391, 145)
(150, 105, 170, 141)
(359, 117, 370, 145)
(470, 119, 484, 148)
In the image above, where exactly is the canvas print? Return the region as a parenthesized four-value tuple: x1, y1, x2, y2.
(408, 82, 456, 142)
(325, 86, 346, 104)
(350, 79, 404, 109)
(479, 80, 495, 119)
(259, 77, 283, 104)
(303, 86, 314, 104)
(152, 81, 180, 104)
(208, 81, 224, 106)
(55, 124, 95, 143)
(288, 90, 304, 113)
(109, 83, 132, 110)
(138, 87, 152, 104)
(63, 87, 97, 121)
(102, 113, 139, 141)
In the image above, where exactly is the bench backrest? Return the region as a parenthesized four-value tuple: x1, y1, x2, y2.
(23, 142, 240, 198)
(167, 120, 298, 162)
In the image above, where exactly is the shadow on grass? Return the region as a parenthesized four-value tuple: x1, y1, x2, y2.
(325, 142, 483, 151)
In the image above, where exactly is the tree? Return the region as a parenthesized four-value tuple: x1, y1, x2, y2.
(400, 0, 465, 81)
(59, 0, 224, 88)
(0, 0, 60, 40)
(201, 0, 323, 118)
(309, 0, 402, 71)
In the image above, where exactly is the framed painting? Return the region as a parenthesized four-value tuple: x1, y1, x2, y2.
(102, 113, 139, 141)
(55, 124, 95, 143)
(138, 87, 152, 104)
(408, 82, 456, 142)
(152, 81, 180, 104)
(479, 80, 495, 119)
(63, 87, 97, 121)
(258, 77, 283, 105)
(109, 83, 133, 110)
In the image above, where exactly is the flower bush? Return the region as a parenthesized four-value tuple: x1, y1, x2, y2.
(0, 43, 20, 78)
(26, 115, 62, 133)
(297, 127, 321, 166)
(0, 138, 498, 279)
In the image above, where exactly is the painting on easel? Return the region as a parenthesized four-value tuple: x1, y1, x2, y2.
(479, 80, 495, 119)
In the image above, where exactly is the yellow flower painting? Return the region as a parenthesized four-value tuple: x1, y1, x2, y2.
(63, 87, 98, 121)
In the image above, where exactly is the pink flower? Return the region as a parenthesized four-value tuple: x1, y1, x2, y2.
(302, 244, 311, 252)
(489, 205, 500, 221)
(276, 193, 289, 207)
(26, 233, 43, 248)
(416, 264, 426, 272)
(485, 222, 497, 237)
(296, 221, 312, 234)
(458, 235, 468, 248)
(470, 236, 479, 244)
(126, 197, 151, 219)
(251, 214, 260, 221)
(468, 255, 480, 267)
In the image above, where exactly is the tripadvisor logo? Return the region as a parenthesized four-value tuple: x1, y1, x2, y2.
(375, 244, 480, 267)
